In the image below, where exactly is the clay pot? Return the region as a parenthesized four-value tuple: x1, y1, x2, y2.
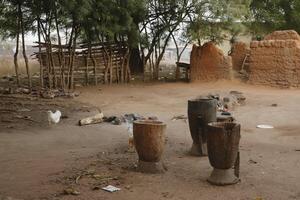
(187, 98, 217, 156)
(133, 120, 166, 162)
(206, 122, 241, 185)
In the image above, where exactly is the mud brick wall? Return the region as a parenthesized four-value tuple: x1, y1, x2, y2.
(264, 30, 300, 41)
(230, 42, 250, 71)
(190, 42, 232, 82)
(249, 30, 300, 88)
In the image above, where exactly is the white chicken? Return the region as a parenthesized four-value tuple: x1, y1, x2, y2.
(47, 110, 62, 125)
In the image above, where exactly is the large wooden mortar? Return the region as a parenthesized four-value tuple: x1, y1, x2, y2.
(187, 98, 217, 156)
(133, 120, 166, 173)
(207, 122, 241, 185)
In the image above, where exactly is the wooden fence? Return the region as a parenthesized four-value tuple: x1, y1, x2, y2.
(35, 42, 130, 89)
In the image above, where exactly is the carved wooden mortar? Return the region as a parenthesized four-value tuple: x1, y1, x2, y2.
(133, 120, 166, 173)
(207, 122, 241, 185)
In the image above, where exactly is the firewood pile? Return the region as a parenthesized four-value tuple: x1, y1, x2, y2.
(34, 41, 130, 89)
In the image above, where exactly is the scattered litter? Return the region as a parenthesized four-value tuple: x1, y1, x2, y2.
(41, 91, 55, 99)
(92, 174, 104, 179)
(2, 119, 13, 123)
(229, 91, 246, 105)
(124, 113, 144, 121)
(15, 115, 35, 122)
(248, 159, 258, 164)
(125, 185, 132, 190)
(171, 115, 187, 121)
(92, 174, 118, 181)
(208, 91, 246, 113)
(75, 175, 82, 184)
(17, 108, 31, 112)
(148, 116, 158, 121)
(111, 117, 123, 125)
(256, 124, 274, 129)
(63, 188, 80, 195)
(104, 116, 118, 123)
(104, 116, 123, 123)
(217, 112, 235, 122)
(79, 112, 104, 126)
(0, 87, 13, 94)
(102, 185, 121, 193)
(208, 93, 220, 100)
(223, 97, 230, 103)
(221, 111, 231, 116)
(15, 88, 30, 94)
(75, 169, 96, 184)
(103, 113, 150, 126)
(41, 90, 80, 99)
(47, 110, 62, 125)
(92, 186, 101, 190)
(162, 192, 171, 198)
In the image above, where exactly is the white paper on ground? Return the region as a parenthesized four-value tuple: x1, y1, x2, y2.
(256, 124, 274, 129)
(102, 185, 121, 193)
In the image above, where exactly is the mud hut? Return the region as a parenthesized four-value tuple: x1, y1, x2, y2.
(249, 30, 300, 88)
(190, 42, 232, 82)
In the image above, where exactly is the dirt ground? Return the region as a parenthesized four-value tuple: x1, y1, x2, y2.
(0, 80, 300, 200)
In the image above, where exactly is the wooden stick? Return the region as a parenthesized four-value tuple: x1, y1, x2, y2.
(78, 113, 104, 126)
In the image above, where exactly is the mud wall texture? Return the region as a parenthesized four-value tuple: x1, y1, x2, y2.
(264, 30, 300, 41)
(249, 30, 300, 88)
(190, 42, 232, 82)
(229, 42, 250, 71)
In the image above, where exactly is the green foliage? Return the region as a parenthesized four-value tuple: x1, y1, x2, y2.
(187, 0, 251, 44)
(250, 0, 300, 36)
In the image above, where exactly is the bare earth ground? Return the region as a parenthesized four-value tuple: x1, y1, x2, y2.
(0, 80, 300, 200)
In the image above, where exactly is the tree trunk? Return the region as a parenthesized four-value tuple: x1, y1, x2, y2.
(91, 51, 97, 85)
(121, 50, 126, 83)
(109, 48, 113, 84)
(103, 48, 109, 84)
(129, 47, 143, 74)
(45, 43, 52, 89)
(14, 26, 20, 87)
(48, 39, 57, 88)
(19, 4, 32, 90)
(126, 51, 131, 82)
(154, 32, 173, 80)
(69, 29, 78, 89)
(37, 17, 43, 88)
(66, 26, 74, 88)
(85, 44, 91, 86)
(54, 4, 65, 89)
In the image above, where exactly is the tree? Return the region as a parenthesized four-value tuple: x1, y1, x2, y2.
(250, 0, 300, 37)
(0, 0, 252, 87)
(138, 0, 195, 79)
(187, 0, 251, 45)
(0, 0, 36, 89)
(0, 0, 21, 86)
